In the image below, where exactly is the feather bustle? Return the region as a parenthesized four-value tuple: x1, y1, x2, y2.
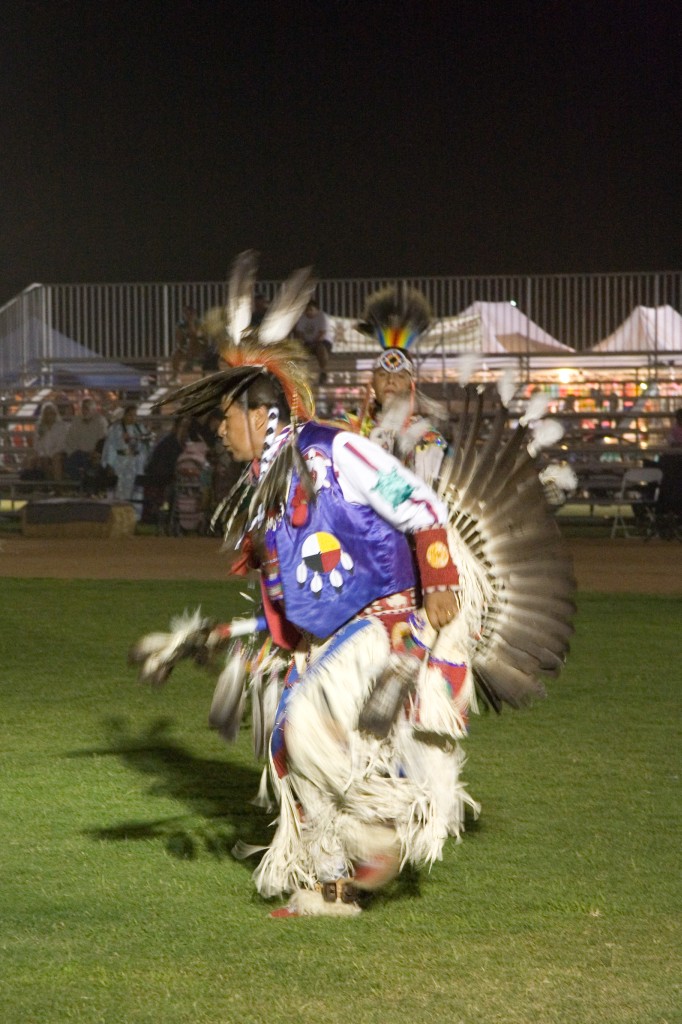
(438, 383, 576, 711)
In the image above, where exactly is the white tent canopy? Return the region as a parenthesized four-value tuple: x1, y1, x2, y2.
(591, 305, 682, 353)
(448, 302, 574, 354)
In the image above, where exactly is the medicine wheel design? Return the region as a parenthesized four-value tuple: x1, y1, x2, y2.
(296, 531, 354, 594)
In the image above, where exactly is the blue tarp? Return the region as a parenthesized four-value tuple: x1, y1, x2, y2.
(0, 318, 144, 389)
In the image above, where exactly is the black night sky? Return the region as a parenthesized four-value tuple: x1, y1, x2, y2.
(2, 0, 681, 306)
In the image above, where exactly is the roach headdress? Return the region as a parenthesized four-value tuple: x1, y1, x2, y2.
(156, 251, 317, 546)
(160, 250, 316, 422)
(356, 285, 432, 375)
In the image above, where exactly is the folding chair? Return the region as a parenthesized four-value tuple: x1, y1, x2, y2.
(610, 468, 662, 538)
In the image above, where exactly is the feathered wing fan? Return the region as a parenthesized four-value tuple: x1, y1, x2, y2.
(439, 385, 576, 711)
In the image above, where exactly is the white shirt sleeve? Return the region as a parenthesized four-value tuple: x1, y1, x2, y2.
(331, 430, 447, 532)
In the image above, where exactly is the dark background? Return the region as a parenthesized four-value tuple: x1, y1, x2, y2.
(2, 0, 680, 305)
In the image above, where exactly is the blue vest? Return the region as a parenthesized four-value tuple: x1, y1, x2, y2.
(264, 422, 415, 639)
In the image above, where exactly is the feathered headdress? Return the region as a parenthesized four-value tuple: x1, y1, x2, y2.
(156, 252, 318, 548)
(356, 285, 432, 375)
(355, 285, 445, 433)
(161, 251, 316, 422)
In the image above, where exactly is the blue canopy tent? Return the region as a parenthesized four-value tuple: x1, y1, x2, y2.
(0, 318, 144, 390)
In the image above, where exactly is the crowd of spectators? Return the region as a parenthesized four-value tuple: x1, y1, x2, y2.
(6, 392, 242, 529)
(3, 310, 681, 534)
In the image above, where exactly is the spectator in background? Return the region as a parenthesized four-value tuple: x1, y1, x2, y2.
(668, 407, 682, 446)
(606, 389, 620, 414)
(101, 404, 151, 512)
(63, 397, 109, 481)
(141, 414, 192, 525)
(20, 401, 69, 481)
(250, 292, 269, 328)
(663, 407, 679, 444)
(203, 406, 243, 511)
(170, 305, 206, 381)
(294, 298, 333, 384)
(53, 393, 75, 423)
(201, 340, 220, 373)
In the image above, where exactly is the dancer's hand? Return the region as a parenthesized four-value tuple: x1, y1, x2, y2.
(423, 590, 458, 631)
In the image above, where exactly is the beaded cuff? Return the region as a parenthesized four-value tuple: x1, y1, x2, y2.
(413, 526, 460, 590)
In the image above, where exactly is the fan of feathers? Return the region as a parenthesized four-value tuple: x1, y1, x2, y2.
(438, 384, 577, 712)
(356, 285, 432, 338)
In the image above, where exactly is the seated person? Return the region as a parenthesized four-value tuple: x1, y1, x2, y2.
(82, 438, 117, 496)
(63, 398, 109, 481)
(294, 299, 333, 384)
(20, 401, 69, 481)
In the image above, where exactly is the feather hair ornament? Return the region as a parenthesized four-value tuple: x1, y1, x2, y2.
(438, 384, 576, 712)
(154, 253, 318, 551)
(155, 252, 317, 422)
(227, 249, 259, 345)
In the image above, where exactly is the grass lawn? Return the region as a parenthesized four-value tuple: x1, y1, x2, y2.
(1, 579, 679, 1024)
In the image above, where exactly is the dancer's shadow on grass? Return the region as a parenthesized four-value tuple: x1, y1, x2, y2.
(73, 715, 270, 864)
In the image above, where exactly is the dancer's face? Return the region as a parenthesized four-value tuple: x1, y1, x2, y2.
(218, 401, 267, 462)
(373, 368, 412, 406)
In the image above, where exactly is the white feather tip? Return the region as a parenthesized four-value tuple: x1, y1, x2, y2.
(527, 418, 564, 455)
(539, 463, 578, 492)
(496, 367, 518, 407)
(457, 351, 480, 386)
(520, 391, 550, 425)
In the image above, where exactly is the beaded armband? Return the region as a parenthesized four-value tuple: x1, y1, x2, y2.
(413, 526, 460, 591)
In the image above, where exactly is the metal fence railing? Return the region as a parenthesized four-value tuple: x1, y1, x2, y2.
(1, 271, 681, 384)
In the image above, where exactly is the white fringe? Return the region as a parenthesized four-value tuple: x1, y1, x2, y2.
(249, 616, 478, 897)
(391, 725, 480, 865)
(248, 650, 287, 759)
(252, 767, 272, 810)
(409, 663, 469, 739)
(208, 645, 247, 741)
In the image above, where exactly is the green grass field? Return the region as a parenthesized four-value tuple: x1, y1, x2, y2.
(1, 579, 680, 1024)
